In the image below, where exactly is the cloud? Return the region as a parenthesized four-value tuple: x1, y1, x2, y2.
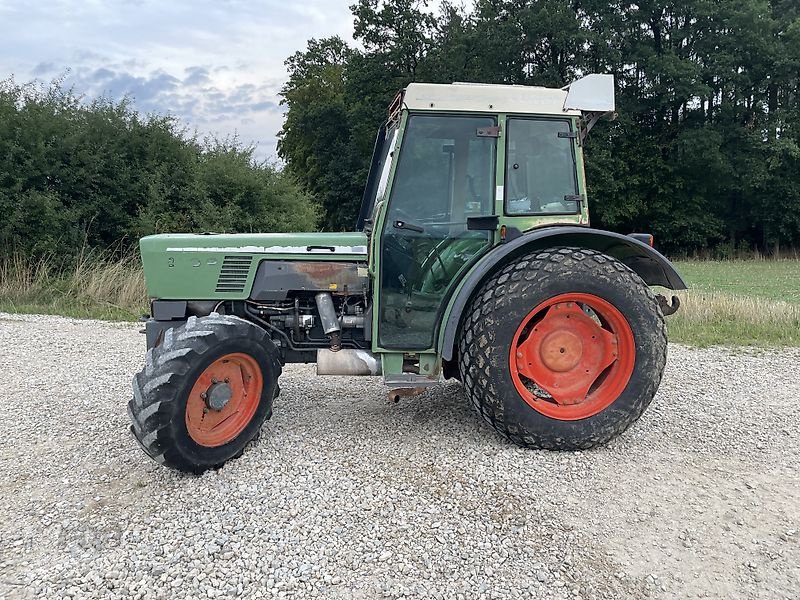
(82, 68, 180, 104)
(43, 61, 290, 160)
(184, 66, 210, 86)
(32, 61, 57, 76)
(249, 100, 278, 112)
(65, 64, 282, 119)
(0, 0, 355, 160)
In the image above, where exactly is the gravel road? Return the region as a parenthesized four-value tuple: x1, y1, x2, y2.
(0, 312, 798, 600)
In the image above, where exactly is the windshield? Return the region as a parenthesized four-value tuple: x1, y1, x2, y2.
(356, 122, 398, 230)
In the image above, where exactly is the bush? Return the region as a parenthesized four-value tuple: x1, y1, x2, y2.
(0, 77, 319, 262)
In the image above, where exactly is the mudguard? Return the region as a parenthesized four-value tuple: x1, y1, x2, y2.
(439, 226, 687, 361)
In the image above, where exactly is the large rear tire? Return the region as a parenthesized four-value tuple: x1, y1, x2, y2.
(128, 314, 281, 473)
(457, 247, 666, 449)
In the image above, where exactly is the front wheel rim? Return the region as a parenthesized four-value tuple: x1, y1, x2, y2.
(509, 293, 636, 420)
(185, 352, 264, 447)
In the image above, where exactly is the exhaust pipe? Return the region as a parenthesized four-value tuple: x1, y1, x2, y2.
(316, 349, 382, 376)
(314, 292, 340, 335)
(315, 292, 342, 351)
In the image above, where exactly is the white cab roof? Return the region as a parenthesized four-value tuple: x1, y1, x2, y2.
(403, 82, 581, 116)
(403, 75, 615, 117)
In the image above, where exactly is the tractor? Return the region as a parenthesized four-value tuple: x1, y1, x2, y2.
(129, 75, 685, 473)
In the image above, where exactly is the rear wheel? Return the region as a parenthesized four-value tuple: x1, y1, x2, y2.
(457, 247, 666, 449)
(128, 314, 281, 473)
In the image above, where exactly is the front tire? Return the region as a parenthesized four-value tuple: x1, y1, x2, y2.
(457, 247, 667, 449)
(128, 314, 281, 473)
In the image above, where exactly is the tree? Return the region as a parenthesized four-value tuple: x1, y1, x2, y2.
(278, 37, 366, 230)
(278, 0, 800, 253)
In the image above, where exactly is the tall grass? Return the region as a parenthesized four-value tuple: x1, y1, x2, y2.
(666, 289, 800, 346)
(0, 250, 146, 320)
(666, 258, 800, 346)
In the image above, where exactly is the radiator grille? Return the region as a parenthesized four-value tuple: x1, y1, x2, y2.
(215, 255, 253, 293)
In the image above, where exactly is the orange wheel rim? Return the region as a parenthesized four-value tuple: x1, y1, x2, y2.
(185, 352, 263, 447)
(509, 293, 635, 420)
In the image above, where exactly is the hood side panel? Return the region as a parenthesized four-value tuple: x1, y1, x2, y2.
(140, 232, 368, 300)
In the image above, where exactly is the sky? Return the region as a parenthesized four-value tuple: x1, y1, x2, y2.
(0, 0, 355, 161)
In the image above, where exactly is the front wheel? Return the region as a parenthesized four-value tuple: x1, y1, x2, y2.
(128, 314, 281, 473)
(457, 247, 667, 449)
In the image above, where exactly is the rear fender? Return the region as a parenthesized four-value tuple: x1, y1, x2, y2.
(439, 226, 686, 361)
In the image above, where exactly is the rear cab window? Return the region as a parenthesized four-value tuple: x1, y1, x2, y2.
(505, 118, 580, 215)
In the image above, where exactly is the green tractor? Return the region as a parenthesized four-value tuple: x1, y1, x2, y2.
(129, 75, 685, 473)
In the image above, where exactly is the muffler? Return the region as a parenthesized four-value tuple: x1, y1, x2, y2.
(316, 349, 382, 376)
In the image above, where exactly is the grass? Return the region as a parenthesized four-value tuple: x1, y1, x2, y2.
(0, 251, 146, 321)
(667, 259, 800, 347)
(1, 252, 798, 347)
(676, 259, 800, 303)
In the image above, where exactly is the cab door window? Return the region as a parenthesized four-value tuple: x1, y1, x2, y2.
(379, 114, 496, 349)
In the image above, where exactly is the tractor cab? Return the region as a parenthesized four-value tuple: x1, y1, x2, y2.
(360, 76, 614, 352)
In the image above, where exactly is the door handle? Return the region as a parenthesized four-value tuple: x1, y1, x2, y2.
(466, 216, 499, 231)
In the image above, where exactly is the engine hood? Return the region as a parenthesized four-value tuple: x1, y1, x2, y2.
(140, 232, 368, 300)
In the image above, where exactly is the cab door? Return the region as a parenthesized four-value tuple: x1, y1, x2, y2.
(377, 114, 497, 350)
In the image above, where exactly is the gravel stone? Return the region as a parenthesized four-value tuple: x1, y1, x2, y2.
(0, 313, 798, 599)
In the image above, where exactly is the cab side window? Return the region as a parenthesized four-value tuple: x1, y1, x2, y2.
(505, 118, 579, 215)
(386, 115, 495, 225)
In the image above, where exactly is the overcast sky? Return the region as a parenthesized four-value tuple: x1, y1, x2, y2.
(0, 0, 355, 160)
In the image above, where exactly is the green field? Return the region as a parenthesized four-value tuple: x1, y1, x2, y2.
(1, 255, 799, 347)
(667, 260, 800, 346)
(676, 260, 800, 303)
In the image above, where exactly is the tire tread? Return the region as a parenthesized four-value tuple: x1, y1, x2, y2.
(457, 247, 667, 450)
(127, 314, 281, 473)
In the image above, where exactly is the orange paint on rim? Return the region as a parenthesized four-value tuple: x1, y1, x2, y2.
(185, 352, 263, 447)
(509, 293, 635, 420)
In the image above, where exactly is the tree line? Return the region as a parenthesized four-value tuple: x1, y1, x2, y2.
(279, 0, 800, 254)
(0, 78, 318, 261)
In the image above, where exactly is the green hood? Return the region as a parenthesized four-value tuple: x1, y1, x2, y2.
(140, 232, 368, 300)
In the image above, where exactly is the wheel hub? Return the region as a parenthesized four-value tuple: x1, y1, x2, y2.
(510, 295, 635, 419)
(205, 381, 233, 411)
(539, 329, 583, 372)
(185, 353, 264, 447)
